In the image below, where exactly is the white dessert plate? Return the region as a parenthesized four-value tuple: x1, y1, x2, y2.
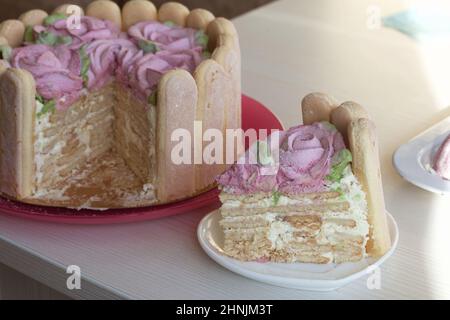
(197, 209, 398, 291)
(393, 116, 450, 195)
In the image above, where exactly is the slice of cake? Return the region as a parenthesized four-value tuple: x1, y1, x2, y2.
(433, 134, 450, 180)
(0, 1, 241, 209)
(217, 93, 392, 264)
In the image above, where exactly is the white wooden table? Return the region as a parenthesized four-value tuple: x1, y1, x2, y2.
(1, 0, 450, 299)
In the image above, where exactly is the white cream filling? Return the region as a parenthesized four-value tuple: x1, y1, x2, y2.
(221, 165, 370, 261)
(322, 166, 369, 247)
(221, 195, 313, 209)
(33, 100, 69, 199)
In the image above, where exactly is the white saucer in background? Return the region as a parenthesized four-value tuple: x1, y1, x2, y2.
(197, 209, 398, 292)
(393, 116, 450, 195)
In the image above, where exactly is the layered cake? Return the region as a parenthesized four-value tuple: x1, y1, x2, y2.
(0, 1, 241, 208)
(217, 93, 391, 264)
(433, 134, 450, 180)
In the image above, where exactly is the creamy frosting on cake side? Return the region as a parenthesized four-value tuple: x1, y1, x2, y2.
(217, 122, 370, 264)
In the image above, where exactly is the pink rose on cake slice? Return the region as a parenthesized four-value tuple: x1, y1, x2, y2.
(217, 121, 369, 264)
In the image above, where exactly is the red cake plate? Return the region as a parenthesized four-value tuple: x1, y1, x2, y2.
(0, 95, 284, 224)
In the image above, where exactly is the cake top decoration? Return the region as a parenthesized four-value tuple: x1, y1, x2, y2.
(9, 16, 209, 111)
(217, 122, 352, 194)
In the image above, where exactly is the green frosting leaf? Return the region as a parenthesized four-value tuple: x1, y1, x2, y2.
(37, 99, 56, 118)
(0, 45, 12, 61)
(256, 140, 274, 166)
(79, 45, 90, 87)
(36, 94, 45, 104)
(202, 50, 211, 59)
(272, 191, 281, 206)
(148, 91, 157, 106)
(56, 35, 73, 45)
(138, 40, 158, 54)
(24, 26, 35, 43)
(326, 149, 352, 182)
(44, 13, 67, 26)
(164, 21, 176, 27)
(36, 31, 58, 46)
(195, 30, 209, 49)
(36, 31, 72, 46)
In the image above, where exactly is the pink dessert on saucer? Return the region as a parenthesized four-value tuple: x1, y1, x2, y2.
(433, 134, 450, 180)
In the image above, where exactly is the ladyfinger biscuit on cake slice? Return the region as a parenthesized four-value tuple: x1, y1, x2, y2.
(156, 69, 198, 203)
(348, 118, 391, 257)
(194, 59, 232, 191)
(158, 2, 190, 26)
(301, 92, 338, 125)
(331, 101, 370, 144)
(53, 4, 85, 16)
(122, 0, 157, 30)
(19, 9, 48, 27)
(0, 69, 36, 199)
(86, 0, 122, 29)
(0, 20, 25, 48)
(186, 9, 215, 30)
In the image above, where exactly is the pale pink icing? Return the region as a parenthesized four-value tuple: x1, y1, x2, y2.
(217, 123, 346, 195)
(12, 18, 206, 107)
(217, 163, 278, 194)
(85, 37, 137, 90)
(124, 49, 202, 102)
(277, 122, 345, 193)
(123, 21, 204, 102)
(433, 134, 450, 180)
(11, 44, 83, 109)
(33, 16, 120, 50)
(128, 21, 200, 52)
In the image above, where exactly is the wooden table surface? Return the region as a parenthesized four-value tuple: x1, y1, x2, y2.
(1, 0, 450, 299)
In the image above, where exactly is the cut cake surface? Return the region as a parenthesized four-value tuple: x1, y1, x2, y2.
(217, 93, 392, 264)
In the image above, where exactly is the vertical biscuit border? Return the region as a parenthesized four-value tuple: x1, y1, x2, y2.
(193, 59, 231, 191)
(0, 68, 36, 199)
(347, 118, 392, 257)
(86, 0, 122, 29)
(53, 4, 85, 16)
(156, 69, 198, 202)
(19, 9, 49, 27)
(122, 0, 157, 31)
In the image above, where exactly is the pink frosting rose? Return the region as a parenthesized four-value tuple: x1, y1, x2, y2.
(128, 21, 202, 52)
(12, 18, 207, 107)
(217, 123, 347, 195)
(216, 163, 278, 194)
(11, 44, 83, 108)
(122, 21, 205, 102)
(86, 38, 137, 90)
(33, 16, 120, 50)
(124, 49, 202, 102)
(277, 122, 345, 193)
